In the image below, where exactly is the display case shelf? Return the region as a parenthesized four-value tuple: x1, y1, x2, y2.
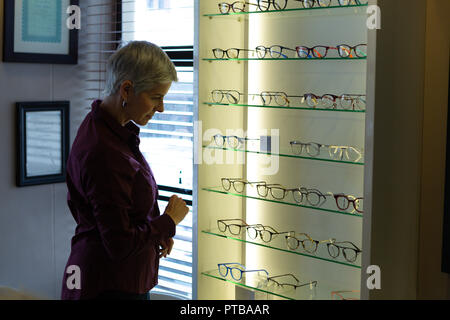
(202, 229, 362, 269)
(203, 102, 366, 113)
(203, 4, 368, 17)
(202, 145, 365, 165)
(203, 57, 367, 61)
(201, 186, 364, 218)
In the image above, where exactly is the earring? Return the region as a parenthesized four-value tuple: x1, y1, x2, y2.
(122, 100, 127, 108)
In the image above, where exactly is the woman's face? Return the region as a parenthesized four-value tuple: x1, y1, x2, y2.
(128, 82, 171, 126)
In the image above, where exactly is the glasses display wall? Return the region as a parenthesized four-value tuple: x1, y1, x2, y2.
(197, 0, 368, 300)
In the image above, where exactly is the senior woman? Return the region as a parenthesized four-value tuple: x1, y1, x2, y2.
(61, 41, 189, 300)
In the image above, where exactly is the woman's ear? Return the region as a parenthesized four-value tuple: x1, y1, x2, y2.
(119, 80, 133, 101)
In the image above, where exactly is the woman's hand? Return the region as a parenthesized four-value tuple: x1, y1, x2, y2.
(159, 238, 174, 258)
(164, 195, 189, 225)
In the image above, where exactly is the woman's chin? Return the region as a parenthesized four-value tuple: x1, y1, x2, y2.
(138, 116, 151, 126)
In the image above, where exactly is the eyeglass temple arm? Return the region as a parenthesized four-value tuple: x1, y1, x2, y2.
(296, 281, 318, 289)
(268, 273, 300, 283)
(334, 241, 362, 251)
(243, 269, 269, 276)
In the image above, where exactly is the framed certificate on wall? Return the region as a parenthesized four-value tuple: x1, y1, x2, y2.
(2, 0, 79, 64)
(16, 101, 70, 187)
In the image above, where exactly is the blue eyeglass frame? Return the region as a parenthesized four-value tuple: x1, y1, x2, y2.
(218, 262, 269, 281)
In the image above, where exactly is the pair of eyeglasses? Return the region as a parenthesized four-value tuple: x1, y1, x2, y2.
(267, 274, 317, 291)
(293, 187, 328, 206)
(332, 193, 363, 213)
(331, 290, 360, 300)
(255, 45, 297, 59)
(294, 0, 366, 9)
(328, 145, 364, 162)
(327, 240, 362, 262)
(213, 134, 260, 149)
(218, 262, 269, 281)
(222, 178, 267, 193)
(285, 232, 334, 253)
(303, 93, 366, 110)
(217, 218, 263, 235)
(290, 140, 328, 157)
(256, 0, 288, 11)
(246, 225, 293, 243)
(211, 89, 245, 104)
(212, 48, 254, 59)
(255, 91, 303, 106)
(295, 44, 367, 58)
(256, 183, 299, 201)
(218, 1, 288, 13)
(218, 1, 259, 14)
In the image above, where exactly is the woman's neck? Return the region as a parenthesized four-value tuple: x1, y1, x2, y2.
(99, 96, 129, 127)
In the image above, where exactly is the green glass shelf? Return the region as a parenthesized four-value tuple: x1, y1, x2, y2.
(203, 57, 366, 61)
(203, 102, 366, 113)
(203, 4, 368, 17)
(201, 186, 363, 218)
(201, 269, 318, 300)
(202, 229, 362, 269)
(202, 145, 365, 166)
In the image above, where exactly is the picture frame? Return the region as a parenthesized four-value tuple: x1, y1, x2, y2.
(3, 0, 79, 64)
(16, 101, 70, 187)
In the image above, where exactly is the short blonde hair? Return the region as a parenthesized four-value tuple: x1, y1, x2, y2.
(103, 41, 178, 96)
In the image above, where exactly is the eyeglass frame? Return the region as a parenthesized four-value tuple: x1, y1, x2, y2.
(222, 178, 267, 193)
(326, 240, 362, 263)
(211, 89, 245, 104)
(289, 140, 329, 157)
(218, 262, 269, 281)
(218, 1, 260, 14)
(294, 187, 329, 207)
(256, 0, 288, 11)
(217, 218, 264, 235)
(328, 145, 364, 162)
(212, 48, 254, 59)
(258, 91, 303, 106)
(213, 134, 260, 149)
(332, 193, 364, 213)
(255, 45, 297, 59)
(267, 274, 317, 290)
(285, 232, 334, 253)
(256, 183, 300, 201)
(246, 224, 294, 243)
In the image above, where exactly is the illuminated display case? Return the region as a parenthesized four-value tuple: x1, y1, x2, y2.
(196, 0, 371, 300)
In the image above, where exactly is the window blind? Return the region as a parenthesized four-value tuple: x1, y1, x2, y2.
(82, 0, 194, 299)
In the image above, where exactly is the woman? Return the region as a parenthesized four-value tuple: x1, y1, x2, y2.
(61, 41, 189, 300)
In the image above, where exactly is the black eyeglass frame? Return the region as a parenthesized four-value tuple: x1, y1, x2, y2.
(326, 240, 362, 263)
(255, 45, 297, 59)
(212, 48, 254, 59)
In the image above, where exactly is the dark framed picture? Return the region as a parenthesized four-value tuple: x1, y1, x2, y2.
(16, 101, 70, 187)
(3, 0, 79, 64)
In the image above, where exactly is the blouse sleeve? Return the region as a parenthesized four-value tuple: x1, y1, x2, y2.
(79, 149, 176, 262)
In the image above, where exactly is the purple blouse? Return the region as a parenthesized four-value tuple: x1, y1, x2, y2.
(61, 100, 175, 300)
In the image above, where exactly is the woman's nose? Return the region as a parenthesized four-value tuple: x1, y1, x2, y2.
(157, 100, 164, 113)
